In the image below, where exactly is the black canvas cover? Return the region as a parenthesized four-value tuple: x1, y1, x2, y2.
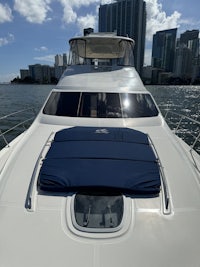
(38, 127, 161, 195)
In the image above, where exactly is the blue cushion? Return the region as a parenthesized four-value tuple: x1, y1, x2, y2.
(38, 127, 161, 195)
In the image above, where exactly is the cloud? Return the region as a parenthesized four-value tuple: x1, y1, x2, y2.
(34, 54, 55, 63)
(59, 0, 77, 23)
(0, 3, 13, 23)
(77, 14, 97, 33)
(14, 0, 52, 24)
(0, 33, 14, 47)
(34, 46, 48, 52)
(59, 0, 99, 24)
(62, 0, 99, 8)
(145, 0, 181, 41)
(4, 0, 182, 41)
(100, 0, 115, 4)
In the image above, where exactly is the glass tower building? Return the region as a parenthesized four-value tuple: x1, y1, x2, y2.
(152, 28, 177, 72)
(180, 30, 199, 62)
(174, 30, 199, 81)
(98, 0, 146, 75)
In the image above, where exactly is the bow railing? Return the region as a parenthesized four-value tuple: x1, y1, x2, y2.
(164, 110, 200, 155)
(0, 108, 36, 149)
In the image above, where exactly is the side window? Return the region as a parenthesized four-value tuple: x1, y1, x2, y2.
(43, 92, 80, 116)
(56, 92, 80, 116)
(121, 94, 158, 117)
(43, 92, 60, 115)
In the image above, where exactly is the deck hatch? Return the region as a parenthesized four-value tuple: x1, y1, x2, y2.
(72, 191, 124, 232)
(37, 127, 161, 196)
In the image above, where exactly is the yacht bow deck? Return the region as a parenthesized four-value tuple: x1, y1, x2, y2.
(0, 32, 200, 267)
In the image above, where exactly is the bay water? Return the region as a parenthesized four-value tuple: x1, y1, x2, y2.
(0, 83, 199, 151)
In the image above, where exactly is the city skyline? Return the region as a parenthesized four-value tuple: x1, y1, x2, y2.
(18, 53, 68, 84)
(141, 28, 200, 85)
(1, 0, 200, 82)
(18, 28, 200, 85)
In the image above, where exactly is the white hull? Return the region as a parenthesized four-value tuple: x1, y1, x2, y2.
(0, 33, 200, 267)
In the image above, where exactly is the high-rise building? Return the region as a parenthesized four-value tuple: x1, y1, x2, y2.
(180, 30, 199, 51)
(54, 54, 67, 80)
(28, 64, 51, 83)
(152, 28, 177, 72)
(174, 30, 199, 81)
(55, 54, 63, 66)
(63, 53, 68, 67)
(98, 0, 146, 75)
(29, 64, 43, 83)
(20, 69, 30, 80)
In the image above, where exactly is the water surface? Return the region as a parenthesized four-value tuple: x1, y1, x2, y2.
(0, 84, 199, 151)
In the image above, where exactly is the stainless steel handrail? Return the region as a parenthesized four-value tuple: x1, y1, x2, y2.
(148, 135, 171, 215)
(25, 132, 54, 211)
(0, 108, 36, 148)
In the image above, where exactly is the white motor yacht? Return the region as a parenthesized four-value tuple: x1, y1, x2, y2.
(0, 32, 200, 267)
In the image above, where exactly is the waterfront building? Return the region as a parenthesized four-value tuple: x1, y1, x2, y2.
(142, 66, 153, 84)
(54, 54, 67, 79)
(55, 54, 63, 66)
(63, 53, 68, 67)
(42, 65, 52, 83)
(54, 66, 65, 80)
(152, 28, 177, 72)
(180, 30, 199, 52)
(20, 69, 29, 80)
(174, 30, 199, 82)
(28, 64, 52, 83)
(20, 54, 68, 83)
(98, 0, 146, 75)
(29, 64, 43, 83)
(174, 45, 192, 79)
(55, 53, 68, 67)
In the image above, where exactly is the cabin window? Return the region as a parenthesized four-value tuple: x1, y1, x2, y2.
(43, 92, 158, 118)
(72, 191, 124, 232)
(121, 93, 158, 118)
(43, 92, 80, 116)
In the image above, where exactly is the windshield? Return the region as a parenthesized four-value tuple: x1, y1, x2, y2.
(43, 92, 158, 118)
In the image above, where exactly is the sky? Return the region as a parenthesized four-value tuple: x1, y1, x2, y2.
(0, 0, 200, 82)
